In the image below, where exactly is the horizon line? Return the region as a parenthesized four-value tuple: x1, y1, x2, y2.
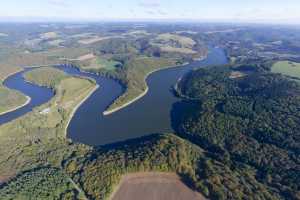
(0, 16, 299, 26)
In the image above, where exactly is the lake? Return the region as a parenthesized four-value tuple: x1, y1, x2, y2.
(1, 47, 227, 146)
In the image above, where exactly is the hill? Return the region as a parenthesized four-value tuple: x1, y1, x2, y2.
(174, 65, 300, 199)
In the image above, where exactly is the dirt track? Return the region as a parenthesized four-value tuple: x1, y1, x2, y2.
(111, 172, 207, 200)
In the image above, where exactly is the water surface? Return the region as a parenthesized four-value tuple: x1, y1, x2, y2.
(0, 68, 53, 125)
(61, 47, 227, 145)
(1, 48, 227, 146)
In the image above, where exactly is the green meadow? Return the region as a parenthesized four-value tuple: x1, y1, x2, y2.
(272, 61, 300, 81)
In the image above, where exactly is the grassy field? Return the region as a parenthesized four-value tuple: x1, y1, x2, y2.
(160, 46, 197, 54)
(0, 47, 90, 81)
(0, 64, 22, 82)
(39, 32, 59, 40)
(151, 33, 197, 55)
(0, 67, 96, 182)
(24, 67, 67, 88)
(0, 85, 29, 115)
(156, 33, 196, 48)
(78, 36, 124, 45)
(79, 56, 121, 71)
(271, 61, 300, 81)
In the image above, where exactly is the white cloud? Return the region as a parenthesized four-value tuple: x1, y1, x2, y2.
(138, 0, 161, 8)
(1, 0, 300, 23)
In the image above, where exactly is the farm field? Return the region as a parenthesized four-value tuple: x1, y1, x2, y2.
(79, 56, 121, 71)
(111, 172, 206, 200)
(272, 61, 300, 81)
(0, 48, 90, 80)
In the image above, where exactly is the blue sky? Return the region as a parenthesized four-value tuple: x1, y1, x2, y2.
(1, 0, 300, 23)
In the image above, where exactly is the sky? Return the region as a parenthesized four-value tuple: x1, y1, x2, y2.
(0, 0, 300, 23)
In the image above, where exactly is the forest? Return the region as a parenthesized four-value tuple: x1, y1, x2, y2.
(174, 64, 300, 199)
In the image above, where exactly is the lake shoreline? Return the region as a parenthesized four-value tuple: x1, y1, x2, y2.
(0, 65, 64, 117)
(102, 60, 198, 116)
(0, 68, 32, 116)
(65, 83, 99, 136)
(0, 95, 31, 116)
(0, 47, 226, 146)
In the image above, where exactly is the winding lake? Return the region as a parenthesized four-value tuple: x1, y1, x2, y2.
(1, 48, 227, 146)
(1, 68, 54, 125)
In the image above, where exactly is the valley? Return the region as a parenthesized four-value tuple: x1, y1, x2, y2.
(0, 23, 299, 200)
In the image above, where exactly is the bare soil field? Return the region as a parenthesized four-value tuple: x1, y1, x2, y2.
(0, 175, 12, 185)
(40, 32, 58, 39)
(76, 53, 96, 61)
(78, 36, 124, 44)
(160, 46, 197, 54)
(111, 172, 207, 200)
(48, 39, 64, 46)
(156, 33, 196, 48)
(229, 71, 246, 79)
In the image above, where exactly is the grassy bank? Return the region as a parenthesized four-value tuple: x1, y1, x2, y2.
(0, 85, 30, 115)
(103, 57, 183, 115)
(0, 47, 89, 80)
(0, 46, 92, 116)
(24, 67, 67, 88)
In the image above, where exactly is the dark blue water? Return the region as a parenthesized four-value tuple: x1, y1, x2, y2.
(0, 48, 227, 146)
(0, 68, 54, 125)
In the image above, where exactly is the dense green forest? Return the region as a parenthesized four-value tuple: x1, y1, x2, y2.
(174, 65, 300, 199)
(0, 167, 87, 200)
(2, 132, 285, 200)
(63, 133, 280, 200)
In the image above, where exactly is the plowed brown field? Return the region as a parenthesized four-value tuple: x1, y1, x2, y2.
(111, 172, 207, 200)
